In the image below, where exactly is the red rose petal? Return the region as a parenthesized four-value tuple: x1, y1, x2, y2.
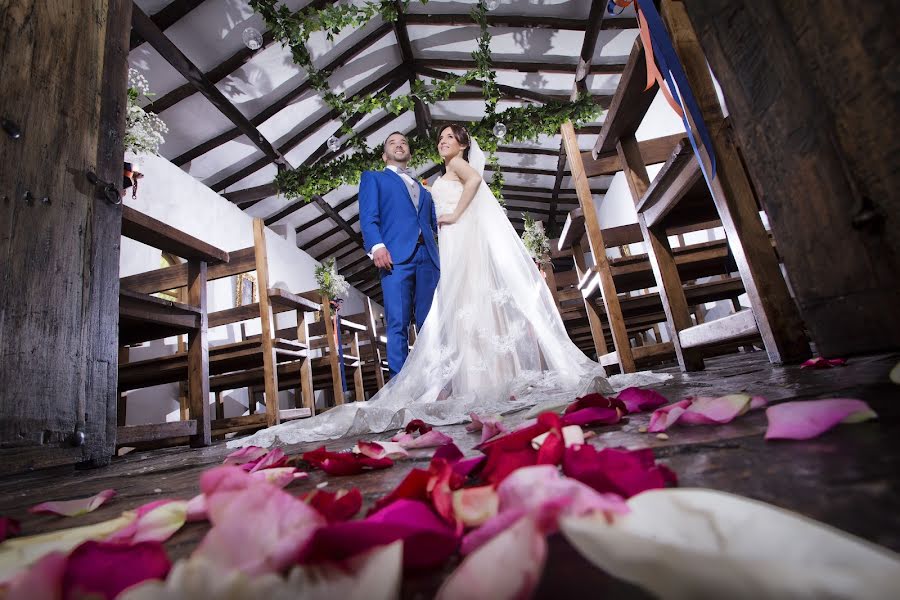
(303, 488, 363, 523)
(0, 516, 21, 542)
(561, 406, 622, 427)
(62, 540, 170, 600)
(303, 446, 394, 476)
(404, 419, 433, 435)
(562, 445, 675, 498)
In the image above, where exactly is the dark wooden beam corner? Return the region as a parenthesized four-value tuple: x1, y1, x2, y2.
(129, 0, 206, 50)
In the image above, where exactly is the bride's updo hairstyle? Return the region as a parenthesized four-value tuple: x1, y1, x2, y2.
(438, 124, 471, 174)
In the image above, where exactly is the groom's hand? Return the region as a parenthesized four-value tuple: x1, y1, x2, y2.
(373, 247, 393, 270)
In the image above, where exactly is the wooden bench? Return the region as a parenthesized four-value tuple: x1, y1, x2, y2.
(117, 206, 229, 448)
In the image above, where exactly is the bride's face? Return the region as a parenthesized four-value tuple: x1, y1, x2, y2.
(437, 127, 467, 161)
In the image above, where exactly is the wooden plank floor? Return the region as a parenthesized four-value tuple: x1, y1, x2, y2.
(2, 350, 898, 597)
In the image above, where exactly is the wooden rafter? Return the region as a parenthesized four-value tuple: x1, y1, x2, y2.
(132, 5, 287, 166)
(414, 57, 625, 75)
(173, 23, 394, 167)
(129, 0, 205, 50)
(404, 13, 637, 30)
(417, 66, 564, 105)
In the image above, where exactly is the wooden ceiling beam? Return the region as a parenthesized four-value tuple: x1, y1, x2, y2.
(415, 57, 625, 75)
(129, 0, 205, 50)
(417, 66, 559, 105)
(132, 5, 287, 166)
(404, 14, 636, 30)
(173, 23, 394, 167)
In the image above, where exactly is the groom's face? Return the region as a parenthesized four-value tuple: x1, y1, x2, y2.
(383, 133, 411, 165)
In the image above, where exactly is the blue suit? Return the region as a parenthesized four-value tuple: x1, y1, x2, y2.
(359, 169, 440, 376)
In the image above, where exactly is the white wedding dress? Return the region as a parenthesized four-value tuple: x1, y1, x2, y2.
(230, 139, 668, 448)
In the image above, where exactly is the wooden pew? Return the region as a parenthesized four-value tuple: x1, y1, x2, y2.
(117, 206, 229, 448)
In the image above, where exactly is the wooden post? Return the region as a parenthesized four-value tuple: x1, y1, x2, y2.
(617, 134, 705, 371)
(252, 218, 281, 427)
(560, 121, 636, 373)
(365, 298, 386, 390)
(661, 0, 810, 364)
(541, 262, 562, 315)
(321, 295, 346, 406)
(680, 0, 899, 355)
(295, 310, 316, 416)
(572, 242, 610, 359)
(117, 347, 129, 427)
(350, 332, 365, 401)
(186, 260, 211, 447)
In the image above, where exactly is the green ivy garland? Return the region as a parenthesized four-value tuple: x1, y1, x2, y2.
(249, 0, 601, 203)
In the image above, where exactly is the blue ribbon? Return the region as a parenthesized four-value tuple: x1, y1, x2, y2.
(638, 0, 717, 185)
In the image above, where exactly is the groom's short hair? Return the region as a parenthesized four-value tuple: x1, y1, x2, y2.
(383, 131, 408, 151)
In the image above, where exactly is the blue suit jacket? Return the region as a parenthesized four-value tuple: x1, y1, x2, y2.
(359, 169, 439, 267)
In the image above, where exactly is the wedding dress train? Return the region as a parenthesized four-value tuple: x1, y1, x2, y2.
(230, 139, 668, 448)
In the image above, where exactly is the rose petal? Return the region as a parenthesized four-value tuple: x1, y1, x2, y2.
(185, 494, 207, 522)
(452, 455, 486, 480)
(222, 446, 268, 466)
(29, 489, 117, 517)
(616, 387, 669, 413)
(765, 399, 877, 440)
(801, 357, 847, 369)
(249, 467, 308, 488)
(452, 486, 499, 528)
(194, 466, 325, 575)
(353, 440, 409, 460)
(648, 399, 691, 433)
(561, 406, 622, 427)
(396, 429, 453, 449)
(298, 499, 459, 569)
(403, 419, 432, 435)
(433, 443, 464, 464)
(369, 469, 432, 515)
(532, 425, 585, 450)
(2, 551, 67, 600)
(106, 500, 188, 544)
(680, 394, 755, 425)
(563, 393, 625, 415)
(436, 516, 546, 600)
(62, 540, 170, 600)
(0, 517, 21, 543)
(480, 447, 538, 485)
(245, 448, 289, 473)
(562, 445, 676, 498)
(303, 489, 363, 523)
(303, 446, 393, 476)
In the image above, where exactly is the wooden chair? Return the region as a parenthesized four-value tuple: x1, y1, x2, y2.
(564, 33, 808, 373)
(344, 296, 388, 397)
(117, 206, 229, 448)
(119, 218, 320, 444)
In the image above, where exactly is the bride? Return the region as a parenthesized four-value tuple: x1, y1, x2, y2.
(230, 125, 665, 448)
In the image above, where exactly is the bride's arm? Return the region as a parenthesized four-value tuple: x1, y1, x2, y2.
(441, 155, 482, 224)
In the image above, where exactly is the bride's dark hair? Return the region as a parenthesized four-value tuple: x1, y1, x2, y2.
(438, 124, 470, 174)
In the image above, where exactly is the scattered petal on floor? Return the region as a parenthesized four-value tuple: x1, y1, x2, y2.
(302, 446, 393, 476)
(249, 466, 308, 488)
(222, 446, 268, 467)
(433, 443, 464, 464)
(185, 495, 207, 522)
(800, 357, 847, 369)
(616, 387, 669, 413)
(0, 517, 20, 543)
(244, 449, 290, 473)
(106, 500, 188, 544)
(29, 489, 117, 517)
(62, 540, 171, 600)
(765, 399, 877, 440)
(648, 394, 766, 432)
(395, 429, 454, 449)
(561, 488, 900, 600)
(647, 399, 691, 433)
(564, 393, 626, 417)
(302, 489, 363, 523)
(353, 440, 409, 460)
(298, 499, 458, 570)
(562, 445, 676, 498)
(466, 413, 507, 444)
(1, 551, 68, 600)
(436, 516, 546, 600)
(401, 419, 432, 436)
(193, 466, 325, 575)
(452, 486, 499, 528)
(561, 406, 622, 427)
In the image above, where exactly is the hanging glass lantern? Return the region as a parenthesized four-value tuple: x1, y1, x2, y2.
(242, 27, 263, 50)
(492, 122, 507, 138)
(485, 0, 500, 11)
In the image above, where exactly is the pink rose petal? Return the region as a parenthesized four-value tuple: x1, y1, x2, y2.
(765, 398, 877, 440)
(0, 516, 21, 542)
(298, 499, 459, 569)
(564, 392, 625, 415)
(452, 455, 486, 480)
(437, 516, 546, 600)
(250, 466, 308, 488)
(617, 387, 669, 413)
(245, 448, 289, 473)
(185, 494, 207, 522)
(452, 486, 499, 528)
(222, 446, 268, 466)
(680, 394, 756, 425)
(354, 440, 409, 460)
(562, 445, 676, 498)
(648, 399, 691, 433)
(194, 466, 325, 575)
(2, 551, 67, 600)
(561, 406, 622, 427)
(62, 540, 170, 600)
(30, 489, 117, 517)
(801, 357, 847, 369)
(397, 429, 454, 449)
(466, 413, 507, 443)
(106, 499, 187, 544)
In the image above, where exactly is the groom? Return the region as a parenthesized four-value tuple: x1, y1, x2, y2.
(359, 132, 440, 377)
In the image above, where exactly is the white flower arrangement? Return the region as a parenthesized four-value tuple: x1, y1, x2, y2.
(125, 68, 168, 155)
(315, 257, 350, 300)
(522, 213, 551, 265)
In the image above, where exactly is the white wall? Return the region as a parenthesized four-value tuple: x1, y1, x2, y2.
(120, 153, 378, 425)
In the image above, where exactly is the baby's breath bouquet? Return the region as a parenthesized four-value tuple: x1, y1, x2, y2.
(315, 257, 350, 300)
(522, 213, 551, 266)
(125, 68, 168, 155)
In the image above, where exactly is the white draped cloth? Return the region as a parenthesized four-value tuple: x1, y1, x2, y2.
(230, 138, 667, 448)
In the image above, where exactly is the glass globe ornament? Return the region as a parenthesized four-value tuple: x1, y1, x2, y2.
(492, 122, 507, 138)
(327, 136, 342, 152)
(485, 0, 500, 11)
(242, 27, 263, 50)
